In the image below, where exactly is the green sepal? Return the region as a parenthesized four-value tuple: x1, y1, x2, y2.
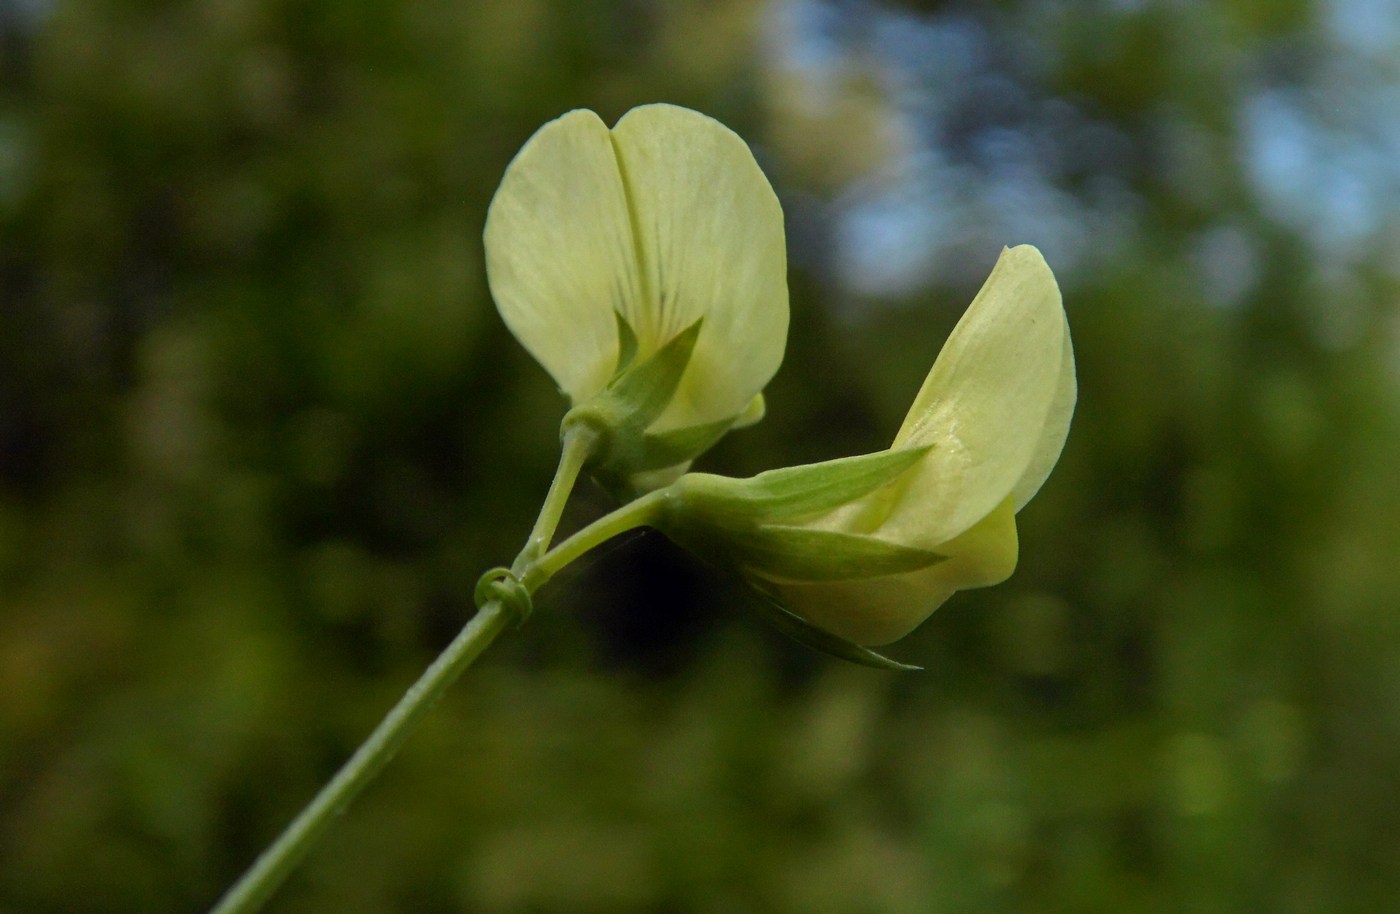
(630, 418, 735, 472)
(564, 317, 712, 497)
(613, 309, 640, 375)
(599, 317, 702, 433)
(747, 586, 921, 671)
(733, 525, 944, 582)
(678, 447, 929, 525)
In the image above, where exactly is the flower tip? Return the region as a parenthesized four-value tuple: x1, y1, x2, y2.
(731, 393, 766, 429)
(997, 243, 1056, 284)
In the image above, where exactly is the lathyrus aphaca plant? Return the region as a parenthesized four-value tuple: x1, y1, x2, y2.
(209, 104, 1074, 914)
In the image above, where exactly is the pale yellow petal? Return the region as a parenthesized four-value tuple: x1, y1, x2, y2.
(483, 110, 642, 402)
(608, 104, 789, 430)
(730, 393, 767, 429)
(883, 245, 1067, 546)
(776, 498, 1019, 645)
(1011, 310, 1076, 510)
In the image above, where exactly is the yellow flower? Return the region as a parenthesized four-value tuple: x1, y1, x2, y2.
(484, 104, 788, 472)
(664, 245, 1075, 653)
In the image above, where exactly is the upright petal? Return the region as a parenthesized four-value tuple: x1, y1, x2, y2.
(1011, 311, 1076, 510)
(882, 245, 1069, 547)
(484, 110, 644, 402)
(608, 104, 789, 431)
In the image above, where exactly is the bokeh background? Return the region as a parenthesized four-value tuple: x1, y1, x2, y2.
(4, 0, 1400, 911)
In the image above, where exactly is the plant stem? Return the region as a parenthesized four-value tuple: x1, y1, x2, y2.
(207, 435, 672, 914)
(521, 423, 597, 561)
(522, 487, 669, 592)
(208, 599, 513, 914)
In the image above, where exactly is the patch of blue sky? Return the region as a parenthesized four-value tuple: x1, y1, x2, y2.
(778, 0, 1398, 301)
(771, 0, 849, 75)
(1241, 87, 1396, 260)
(1325, 0, 1400, 57)
(834, 144, 1092, 300)
(833, 154, 959, 299)
(870, 10, 987, 88)
(786, 1, 1103, 297)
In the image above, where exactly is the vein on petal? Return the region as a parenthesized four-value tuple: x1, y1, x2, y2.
(608, 130, 658, 350)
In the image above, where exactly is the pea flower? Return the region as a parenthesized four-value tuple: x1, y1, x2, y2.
(484, 104, 788, 492)
(659, 245, 1075, 666)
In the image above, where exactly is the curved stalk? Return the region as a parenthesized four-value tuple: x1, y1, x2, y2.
(207, 439, 668, 914)
(208, 601, 513, 914)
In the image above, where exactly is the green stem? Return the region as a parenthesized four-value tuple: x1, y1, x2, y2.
(208, 600, 513, 914)
(521, 487, 669, 592)
(207, 435, 671, 914)
(521, 423, 597, 562)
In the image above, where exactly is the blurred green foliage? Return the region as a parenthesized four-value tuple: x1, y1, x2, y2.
(3, 0, 1400, 911)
